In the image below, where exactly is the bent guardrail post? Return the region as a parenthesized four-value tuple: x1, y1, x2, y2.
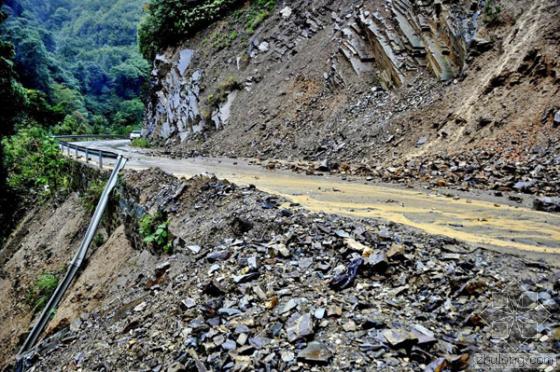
(16, 155, 127, 371)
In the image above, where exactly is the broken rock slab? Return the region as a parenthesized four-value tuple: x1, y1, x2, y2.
(297, 341, 332, 364)
(534, 197, 560, 213)
(383, 329, 418, 348)
(286, 313, 314, 342)
(280, 6, 292, 19)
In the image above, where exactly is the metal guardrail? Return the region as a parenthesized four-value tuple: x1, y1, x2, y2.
(16, 141, 128, 371)
(58, 141, 120, 169)
(52, 134, 124, 140)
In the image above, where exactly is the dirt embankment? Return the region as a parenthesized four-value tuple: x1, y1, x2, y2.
(144, 0, 559, 197)
(0, 163, 117, 368)
(5, 168, 557, 371)
(0, 194, 89, 368)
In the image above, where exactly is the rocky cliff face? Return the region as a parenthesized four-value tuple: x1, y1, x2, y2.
(145, 49, 203, 141)
(143, 0, 559, 173)
(144, 0, 478, 141)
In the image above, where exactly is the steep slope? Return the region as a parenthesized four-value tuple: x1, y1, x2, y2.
(0, 194, 89, 367)
(142, 0, 559, 195)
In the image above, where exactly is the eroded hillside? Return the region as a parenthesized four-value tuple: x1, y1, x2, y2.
(143, 0, 559, 195)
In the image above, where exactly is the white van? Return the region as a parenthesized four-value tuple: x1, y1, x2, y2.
(129, 130, 142, 139)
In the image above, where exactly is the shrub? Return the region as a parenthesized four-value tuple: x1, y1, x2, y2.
(483, 0, 502, 25)
(81, 179, 106, 213)
(2, 126, 70, 197)
(131, 137, 151, 148)
(139, 212, 173, 253)
(138, 0, 244, 60)
(138, 0, 279, 59)
(93, 233, 106, 248)
(26, 273, 59, 312)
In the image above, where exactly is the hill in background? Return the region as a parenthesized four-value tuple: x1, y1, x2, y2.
(1, 0, 148, 134)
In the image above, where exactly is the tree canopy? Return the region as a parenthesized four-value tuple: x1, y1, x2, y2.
(138, 0, 243, 60)
(0, 0, 149, 132)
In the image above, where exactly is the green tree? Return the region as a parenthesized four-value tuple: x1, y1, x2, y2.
(0, 6, 28, 237)
(111, 61, 148, 99)
(51, 112, 92, 135)
(1, 0, 149, 133)
(2, 126, 70, 197)
(113, 98, 144, 127)
(12, 33, 53, 91)
(138, 0, 244, 60)
(50, 83, 87, 116)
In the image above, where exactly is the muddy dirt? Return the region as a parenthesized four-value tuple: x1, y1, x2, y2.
(0, 194, 89, 368)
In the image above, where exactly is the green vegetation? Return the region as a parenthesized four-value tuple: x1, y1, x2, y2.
(208, 28, 240, 50)
(138, 0, 243, 60)
(139, 212, 173, 254)
(81, 179, 106, 213)
(93, 232, 106, 248)
(26, 273, 59, 312)
(138, 0, 277, 60)
(0, 6, 28, 244)
(483, 0, 502, 25)
(245, 0, 277, 33)
(131, 137, 151, 148)
(0, 0, 149, 245)
(2, 126, 71, 198)
(1, 0, 149, 133)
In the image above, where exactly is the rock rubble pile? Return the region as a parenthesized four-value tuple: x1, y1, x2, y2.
(24, 170, 560, 371)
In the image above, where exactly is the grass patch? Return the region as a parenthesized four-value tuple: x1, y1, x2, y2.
(246, 9, 269, 33)
(81, 179, 106, 214)
(139, 212, 174, 254)
(246, 0, 276, 33)
(26, 273, 59, 313)
(207, 76, 242, 109)
(131, 137, 151, 148)
(207, 28, 240, 50)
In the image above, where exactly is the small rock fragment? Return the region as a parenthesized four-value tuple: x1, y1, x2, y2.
(365, 251, 388, 272)
(387, 243, 405, 260)
(134, 302, 147, 312)
(280, 6, 292, 18)
(329, 258, 363, 290)
(187, 245, 201, 254)
(297, 342, 332, 363)
(533, 197, 560, 213)
(286, 313, 314, 342)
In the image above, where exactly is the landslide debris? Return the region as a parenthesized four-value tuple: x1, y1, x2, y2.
(142, 0, 559, 197)
(18, 169, 560, 371)
(141, 0, 560, 196)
